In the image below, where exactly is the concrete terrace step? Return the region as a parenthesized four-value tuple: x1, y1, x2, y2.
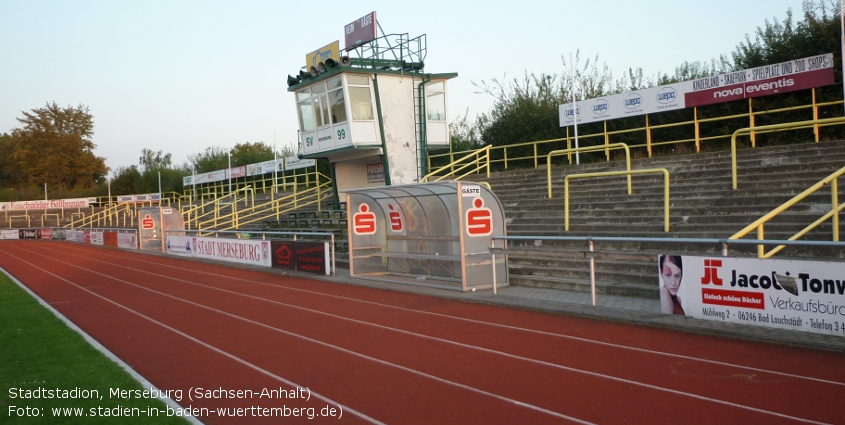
(506, 273, 658, 298)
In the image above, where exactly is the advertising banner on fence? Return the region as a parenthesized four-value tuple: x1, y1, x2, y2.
(18, 229, 40, 239)
(165, 235, 196, 257)
(0, 229, 20, 240)
(117, 232, 137, 249)
(90, 231, 104, 245)
(561, 53, 835, 126)
(66, 230, 85, 243)
(270, 240, 330, 275)
(658, 255, 845, 336)
(103, 232, 118, 247)
(0, 197, 93, 212)
(191, 237, 272, 267)
(116, 193, 162, 204)
(40, 229, 53, 240)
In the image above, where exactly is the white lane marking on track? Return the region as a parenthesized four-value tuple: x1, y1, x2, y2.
(7, 245, 597, 425)
(0, 248, 385, 425)
(50, 243, 845, 388)
(18, 244, 838, 425)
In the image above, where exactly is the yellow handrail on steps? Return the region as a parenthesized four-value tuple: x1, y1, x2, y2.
(199, 181, 334, 234)
(192, 172, 334, 233)
(729, 165, 845, 258)
(731, 117, 845, 190)
(547, 143, 633, 199)
(563, 168, 671, 232)
(422, 145, 491, 183)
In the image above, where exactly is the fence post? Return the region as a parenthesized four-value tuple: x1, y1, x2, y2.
(646, 114, 652, 157)
(749, 98, 756, 148)
(694, 107, 701, 152)
(812, 88, 820, 142)
(832, 178, 839, 241)
(604, 120, 610, 160)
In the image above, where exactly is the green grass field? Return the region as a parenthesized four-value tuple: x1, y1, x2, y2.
(0, 270, 188, 424)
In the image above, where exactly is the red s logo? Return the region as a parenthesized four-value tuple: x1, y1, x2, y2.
(465, 198, 492, 237)
(353, 203, 376, 235)
(388, 204, 403, 232)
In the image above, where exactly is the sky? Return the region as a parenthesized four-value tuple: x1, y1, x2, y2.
(0, 0, 810, 176)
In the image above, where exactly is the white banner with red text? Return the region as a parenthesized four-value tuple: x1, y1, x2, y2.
(0, 197, 96, 212)
(561, 53, 834, 126)
(658, 255, 845, 336)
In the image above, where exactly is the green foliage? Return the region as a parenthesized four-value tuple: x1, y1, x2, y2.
(138, 148, 172, 171)
(6, 103, 108, 191)
(188, 146, 229, 174)
(230, 141, 273, 167)
(456, 0, 844, 168)
(109, 165, 146, 195)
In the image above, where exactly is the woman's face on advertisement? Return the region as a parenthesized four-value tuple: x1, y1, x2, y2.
(662, 260, 682, 295)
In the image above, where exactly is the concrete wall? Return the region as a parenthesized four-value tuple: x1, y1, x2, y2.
(377, 75, 419, 185)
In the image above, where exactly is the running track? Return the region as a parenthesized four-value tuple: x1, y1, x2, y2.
(1, 240, 843, 425)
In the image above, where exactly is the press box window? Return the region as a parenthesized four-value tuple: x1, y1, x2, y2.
(328, 76, 347, 124)
(347, 75, 374, 120)
(426, 81, 446, 121)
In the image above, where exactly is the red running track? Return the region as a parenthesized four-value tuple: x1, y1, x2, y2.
(1, 240, 843, 424)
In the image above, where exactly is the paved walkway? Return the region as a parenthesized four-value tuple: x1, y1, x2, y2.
(312, 268, 845, 353)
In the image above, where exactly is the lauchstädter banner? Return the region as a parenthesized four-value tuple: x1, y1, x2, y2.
(561, 53, 834, 126)
(658, 255, 845, 336)
(0, 198, 95, 212)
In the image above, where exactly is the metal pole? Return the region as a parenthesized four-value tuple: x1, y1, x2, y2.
(491, 239, 498, 295)
(570, 52, 580, 165)
(589, 239, 596, 306)
(44, 183, 47, 200)
(107, 178, 111, 206)
(192, 166, 197, 202)
(273, 132, 278, 195)
(158, 171, 162, 199)
(841, 0, 845, 116)
(228, 152, 232, 194)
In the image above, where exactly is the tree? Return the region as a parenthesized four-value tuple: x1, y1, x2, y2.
(230, 141, 274, 167)
(0, 133, 17, 187)
(188, 146, 229, 173)
(10, 102, 108, 190)
(110, 165, 148, 195)
(139, 148, 172, 171)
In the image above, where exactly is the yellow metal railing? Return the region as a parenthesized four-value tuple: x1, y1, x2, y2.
(730, 165, 845, 258)
(183, 186, 254, 231)
(41, 214, 59, 227)
(547, 143, 633, 199)
(563, 168, 671, 232)
(184, 165, 320, 202)
(422, 145, 491, 183)
(199, 181, 333, 234)
(66, 202, 134, 229)
(194, 172, 333, 233)
(430, 92, 845, 173)
(8, 215, 30, 228)
(731, 117, 845, 189)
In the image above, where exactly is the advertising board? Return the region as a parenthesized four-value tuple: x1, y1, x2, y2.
(659, 255, 845, 336)
(560, 53, 835, 126)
